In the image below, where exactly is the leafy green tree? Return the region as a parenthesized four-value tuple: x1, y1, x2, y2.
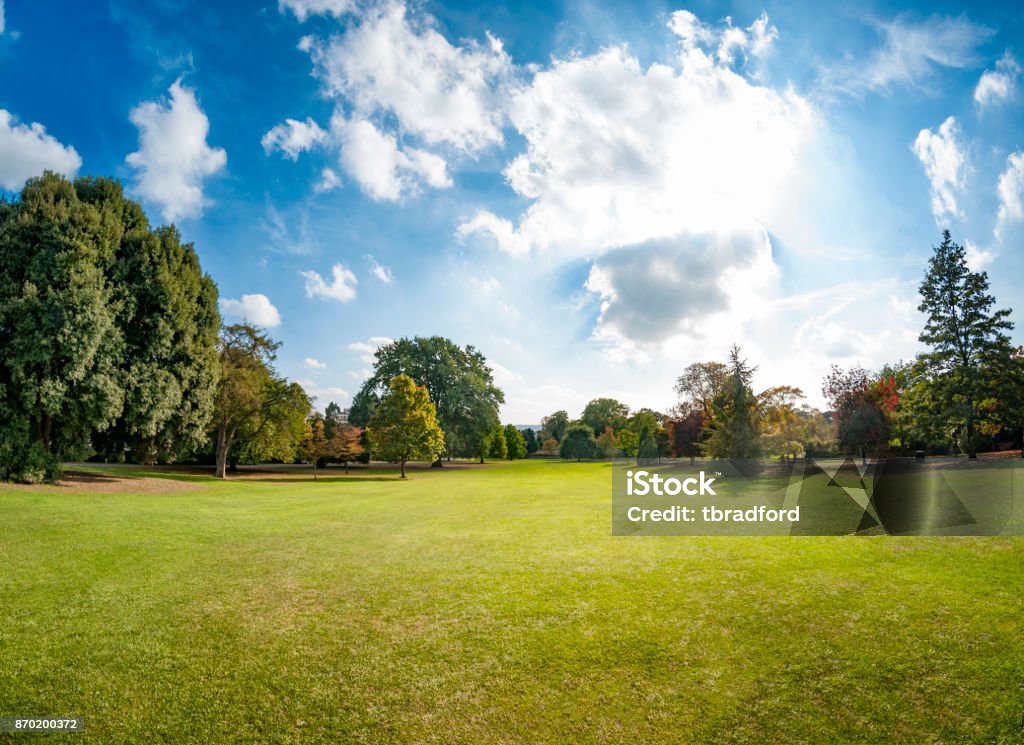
(487, 424, 508, 460)
(0, 173, 219, 482)
(92, 214, 220, 464)
(916, 231, 1015, 457)
(540, 410, 570, 443)
(637, 424, 659, 464)
(355, 337, 503, 463)
(702, 345, 761, 459)
(324, 402, 344, 439)
(559, 424, 598, 461)
(211, 324, 310, 478)
(367, 374, 445, 478)
(580, 398, 629, 437)
(0, 174, 123, 481)
(504, 424, 527, 459)
(616, 429, 639, 457)
(675, 362, 729, 420)
(522, 427, 539, 454)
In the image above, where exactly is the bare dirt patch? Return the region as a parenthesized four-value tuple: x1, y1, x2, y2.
(0, 470, 204, 494)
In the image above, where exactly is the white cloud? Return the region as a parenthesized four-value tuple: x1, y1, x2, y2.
(126, 80, 226, 221)
(332, 115, 451, 200)
(0, 110, 81, 191)
(261, 117, 327, 160)
(975, 53, 1020, 109)
(303, 1, 511, 154)
(315, 167, 341, 192)
(714, 12, 778, 66)
(297, 378, 350, 405)
(822, 15, 992, 96)
(304, 357, 327, 369)
(488, 360, 522, 386)
(964, 239, 995, 271)
(583, 226, 778, 360)
(348, 336, 394, 363)
(300, 263, 358, 302)
(911, 116, 965, 223)
(456, 211, 531, 256)
(0, 1, 6, 34)
(219, 293, 282, 328)
(996, 151, 1024, 241)
(365, 255, 393, 283)
(458, 15, 815, 257)
(279, 0, 355, 21)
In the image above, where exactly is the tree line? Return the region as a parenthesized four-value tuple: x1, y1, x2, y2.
(530, 230, 1022, 463)
(1, 173, 1016, 481)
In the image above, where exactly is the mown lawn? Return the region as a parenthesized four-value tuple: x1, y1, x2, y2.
(1, 460, 1022, 743)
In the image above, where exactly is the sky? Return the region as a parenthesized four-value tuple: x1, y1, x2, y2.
(1, 0, 1023, 423)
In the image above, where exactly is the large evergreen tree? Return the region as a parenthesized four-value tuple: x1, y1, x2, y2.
(917, 230, 1014, 458)
(0, 173, 220, 482)
(702, 345, 761, 460)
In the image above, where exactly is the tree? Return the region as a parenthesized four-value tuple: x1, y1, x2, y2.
(668, 406, 704, 463)
(596, 426, 619, 458)
(636, 424, 659, 464)
(580, 398, 629, 437)
(324, 402, 344, 439)
(702, 345, 761, 460)
(758, 386, 807, 460)
(92, 216, 220, 465)
(300, 414, 330, 480)
(522, 427, 539, 454)
(487, 424, 508, 460)
(916, 230, 1015, 458)
(504, 424, 527, 459)
(539, 437, 559, 455)
(354, 337, 503, 464)
(211, 324, 310, 478)
(616, 429, 639, 457)
(0, 173, 220, 482)
(540, 410, 570, 443)
(675, 362, 729, 420)
(560, 424, 598, 461)
(367, 374, 445, 478)
(822, 365, 894, 459)
(328, 423, 365, 473)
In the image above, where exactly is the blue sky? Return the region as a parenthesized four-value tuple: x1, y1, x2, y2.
(1, 0, 1023, 422)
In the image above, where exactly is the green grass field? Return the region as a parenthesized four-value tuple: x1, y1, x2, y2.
(2, 460, 1022, 744)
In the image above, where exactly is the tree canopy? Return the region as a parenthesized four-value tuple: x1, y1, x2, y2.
(916, 230, 1015, 457)
(0, 172, 219, 482)
(211, 324, 309, 478)
(353, 337, 503, 461)
(367, 374, 445, 478)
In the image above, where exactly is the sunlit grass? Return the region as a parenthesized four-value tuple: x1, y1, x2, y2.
(1, 460, 1022, 743)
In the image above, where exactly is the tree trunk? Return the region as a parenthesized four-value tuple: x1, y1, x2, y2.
(400, 458, 407, 479)
(967, 419, 978, 458)
(344, 460, 349, 474)
(313, 460, 318, 480)
(215, 425, 229, 479)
